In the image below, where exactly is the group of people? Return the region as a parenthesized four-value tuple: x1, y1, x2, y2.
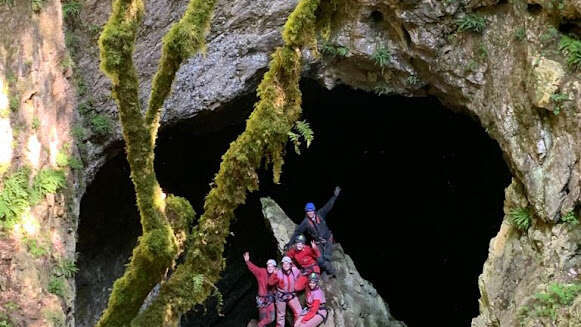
(244, 186, 341, 327)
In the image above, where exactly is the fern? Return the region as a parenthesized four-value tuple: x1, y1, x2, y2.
(30, 168, 66, 204)
(288, 120, 314, 154)
(456, 14, 486, 33)
(0, 168, 31, 227)
(55, 258, 78, 278)
(559, 35, 581, 71)
(296, 120, 314, 148)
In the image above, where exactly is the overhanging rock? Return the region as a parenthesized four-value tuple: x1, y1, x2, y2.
(257, 197, 406, 327)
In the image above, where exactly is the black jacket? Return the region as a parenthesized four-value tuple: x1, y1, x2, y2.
(289, 195, 337, 245)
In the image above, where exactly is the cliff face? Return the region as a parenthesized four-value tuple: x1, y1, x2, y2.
(1, 0, 580, 326)
(0, 0, 79, 326)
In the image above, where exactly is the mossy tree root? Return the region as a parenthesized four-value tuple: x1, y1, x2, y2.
(96, 0, 216, 325)
(131, 0, 322, 324)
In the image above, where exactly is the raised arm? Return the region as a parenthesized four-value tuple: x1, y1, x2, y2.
(243, 252, 262, 278)
(318, 186, 341, 218)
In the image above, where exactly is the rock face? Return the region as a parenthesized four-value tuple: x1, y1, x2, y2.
(1, 0, 581, 326)
(260, 197, 405, 327)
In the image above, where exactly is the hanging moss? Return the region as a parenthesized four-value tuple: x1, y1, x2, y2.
(165, 194, 196, 253)
(145, 0, 218, 143)
(132, 0, 321, 325)
(96, 0, 217, 324)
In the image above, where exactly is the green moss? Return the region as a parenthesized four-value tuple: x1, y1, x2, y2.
(48, 277, 66, 298)
(145, 0, 218, 142)
(62, 1, 81, 19)
(31, 0, 44, 13)
(31, 117, 40, 130)
(133, 0, 319, 325)
(520, 282, 581, 322)
(23, 237, 49, 258)
(43, 309, 65, 327)
(95, 0, 214, 323)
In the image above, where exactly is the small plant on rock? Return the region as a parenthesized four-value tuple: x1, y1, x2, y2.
(31, 0, 44, 13)
(374, 82, 391, 96)
(24, 238, 48, 258)
(55, 258, 78, 278)
(541, 27, 559, 43)
(320, 42, 349, 58)
(561, 211, 579, 226)
(48, 277, 66, 298)
(514, 27, 526, 41)
(90, 114, 112, 136)
(509, 207, 531, 231)
(550, 92, 569, 115)
(372, 43, 391, 68)
(456, 13, 486, 33)
(559, 35, 581, 71)
(62, 1, 81, 19)
(406, 74, 420, 86)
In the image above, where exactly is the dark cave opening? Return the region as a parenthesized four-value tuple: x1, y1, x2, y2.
(76, 80, 511, 327)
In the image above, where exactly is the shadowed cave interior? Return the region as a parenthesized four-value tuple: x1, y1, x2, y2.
(75, 80, 511, 327)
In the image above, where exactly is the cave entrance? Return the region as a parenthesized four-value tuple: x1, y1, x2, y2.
(75, 80, 511, 327)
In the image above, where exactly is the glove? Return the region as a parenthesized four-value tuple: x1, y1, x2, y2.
(334, 186, 341, 196)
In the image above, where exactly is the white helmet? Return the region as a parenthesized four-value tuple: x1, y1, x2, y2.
(266, 259, 277, 267)
(281, 256, 292, 264)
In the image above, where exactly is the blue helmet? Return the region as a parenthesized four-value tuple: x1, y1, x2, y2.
(305, 202, 316, 212)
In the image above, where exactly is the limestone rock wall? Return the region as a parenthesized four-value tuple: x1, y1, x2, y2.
(1, 0, 580, 325)
(0, 1, 79, 326)
(71, 0, 581, 325)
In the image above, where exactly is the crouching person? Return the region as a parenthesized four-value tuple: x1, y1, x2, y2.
(269, 256, 302, 326)
(244, 252, 276, 327)
(286, 234, 321, 276)
(294, 273, 327, 327)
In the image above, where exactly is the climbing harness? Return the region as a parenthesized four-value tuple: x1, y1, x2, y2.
(256, 294, 275, 308)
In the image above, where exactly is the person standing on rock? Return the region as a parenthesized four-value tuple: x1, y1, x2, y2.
(244, 252, 277, 327)
(294, 272, 328, 327)
(286, 234, 321, 276)
(269, 256, 303, 327)
(287, 186, 341, 276)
